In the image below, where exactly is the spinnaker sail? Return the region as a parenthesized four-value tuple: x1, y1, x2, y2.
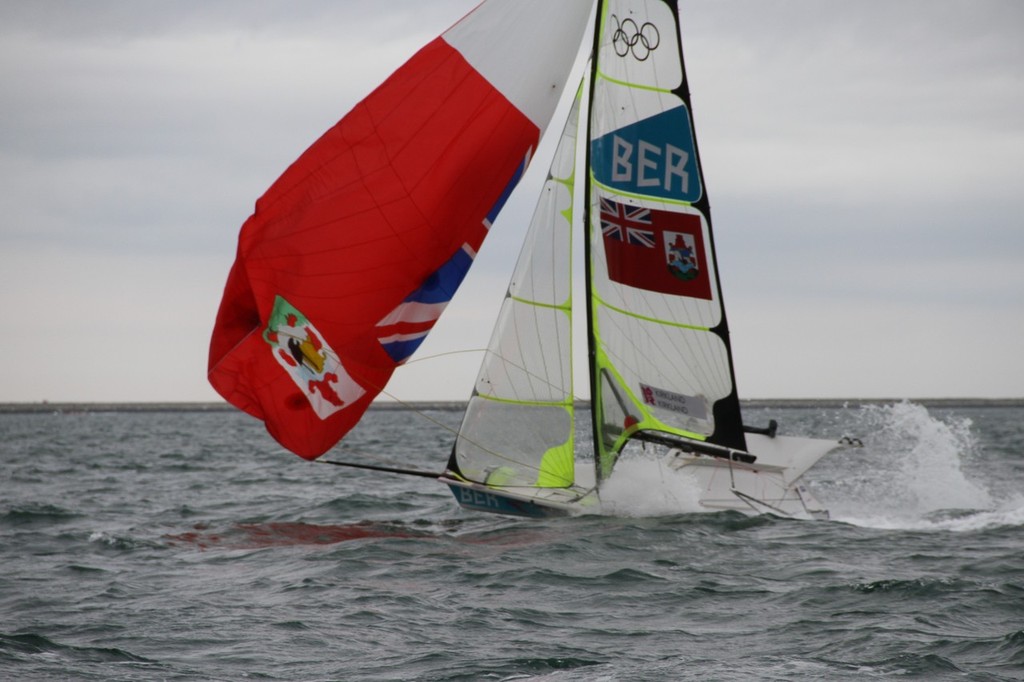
(209, 0, 594, 458)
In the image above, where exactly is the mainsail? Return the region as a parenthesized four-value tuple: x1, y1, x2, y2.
(209, 0, 593, 458)
(585, 0, 746, 480)
(448, 0, 748, 492)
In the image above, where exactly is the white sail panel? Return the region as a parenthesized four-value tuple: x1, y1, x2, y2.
(594, 303, 734, 436)
(455, 401, 574, 487)
(587, 0, 747, 472)
(505, 181, 573, 307)
(475, 294, 572, 402)
(590, 87, 687, 144)
(443, 0, 593, 130)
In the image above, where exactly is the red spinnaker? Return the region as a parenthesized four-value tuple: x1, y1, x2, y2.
(209, 1, 591, 458)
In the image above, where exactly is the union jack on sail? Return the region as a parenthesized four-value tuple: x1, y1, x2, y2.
(600, 198, 655, 247)
(599, 199, 713, 300)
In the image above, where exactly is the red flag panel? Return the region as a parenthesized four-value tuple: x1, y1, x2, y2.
(599, 199, 712, 300)
(208, 37, 539, 458)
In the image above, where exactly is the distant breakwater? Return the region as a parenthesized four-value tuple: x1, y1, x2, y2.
(2, 397, 1021, 415)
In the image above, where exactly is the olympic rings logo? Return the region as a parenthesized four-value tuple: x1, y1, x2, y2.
(610, 14, 660, 62)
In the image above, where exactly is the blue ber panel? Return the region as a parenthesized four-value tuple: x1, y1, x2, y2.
(591, 105, 702, 203)
(446, 483, 571, 518)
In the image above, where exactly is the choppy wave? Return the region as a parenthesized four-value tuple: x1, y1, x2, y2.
(0, 632, 155, 666)
(1, 503, 81, 527)
(3, 404, 1022, 681)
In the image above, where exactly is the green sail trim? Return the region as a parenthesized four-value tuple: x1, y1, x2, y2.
(467, 393, 576, 487)
(592, 293, 711, 333)
(594, 70, 672, 95)
(591, 177, 694, 209)
(536, 410, 575, 488)
(471, 391, 573, 410)
(507, 296, 571, 312)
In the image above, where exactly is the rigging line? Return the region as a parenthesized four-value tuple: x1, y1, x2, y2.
(403, 346, 588, 414)
(340, 383, 554, 479)
(266, 330, 490, 371)
(730, 489, 792, 518)
(370, 385, 463, 436)
(319, 457, 442, 479)
(371, 381, 573, 485)
(316, 348, 575, 483)
(400, 348, 487, 365)
(283, 329, 576, 482)
(476, 346, 576, 403)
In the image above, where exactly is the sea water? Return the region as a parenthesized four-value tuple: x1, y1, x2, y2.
(1, 401, 1022, 681)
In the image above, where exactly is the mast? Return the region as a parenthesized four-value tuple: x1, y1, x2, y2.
(583, 0, 606, 482)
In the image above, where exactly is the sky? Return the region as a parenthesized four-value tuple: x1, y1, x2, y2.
(1, 0, 1021, 404)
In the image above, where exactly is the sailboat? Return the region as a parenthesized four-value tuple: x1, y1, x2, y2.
(210, 0, 849, 520)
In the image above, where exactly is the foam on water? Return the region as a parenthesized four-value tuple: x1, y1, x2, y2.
(594, 454, 706, 517)
(819, 402, 1019, 531)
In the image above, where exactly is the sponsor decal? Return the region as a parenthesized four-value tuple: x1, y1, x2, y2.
(640, 383, 708, 421)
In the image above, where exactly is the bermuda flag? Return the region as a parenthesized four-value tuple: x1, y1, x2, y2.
(600, 198, 713, 300)
(208, 0, 593, 458)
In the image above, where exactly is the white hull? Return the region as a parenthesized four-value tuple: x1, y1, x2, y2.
(445, 434, 841, 519)
(666, 434, 838, 519)
(442, 476, 598, 518)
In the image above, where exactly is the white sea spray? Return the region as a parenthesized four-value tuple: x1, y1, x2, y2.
(820, 401, 1013, 531)
(596, 453, 706, 517)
